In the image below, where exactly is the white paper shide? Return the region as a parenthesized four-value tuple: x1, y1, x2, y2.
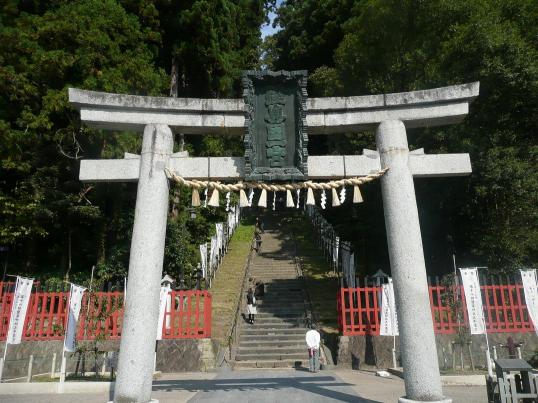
(459, 268, 486, 335)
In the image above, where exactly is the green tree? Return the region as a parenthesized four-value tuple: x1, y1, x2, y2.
(0, 0, 166, 277)
(122, 0, 268, 97)
(267, 0, 538, 272)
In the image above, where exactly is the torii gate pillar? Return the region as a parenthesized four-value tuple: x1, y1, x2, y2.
(376, 120, 448, 403)
(115, 124, 173, 403)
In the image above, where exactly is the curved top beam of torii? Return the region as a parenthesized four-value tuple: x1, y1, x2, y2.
(68, 81, 479, 135)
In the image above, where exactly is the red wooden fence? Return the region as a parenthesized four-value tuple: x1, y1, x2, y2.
(339, 284, 535, 336)
(0, 286, 211, 341)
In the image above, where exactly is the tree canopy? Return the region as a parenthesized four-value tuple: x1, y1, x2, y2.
(0, 0, 267, 286)
(0, 0, 536, 286)
(268, 0, 538, 273)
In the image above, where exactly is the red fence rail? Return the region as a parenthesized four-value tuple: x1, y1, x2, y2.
(0, 286, 211, 341)
(339, 284, 535, 336)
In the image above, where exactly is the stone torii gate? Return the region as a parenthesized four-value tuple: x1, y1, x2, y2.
(69, 80, 478, 403)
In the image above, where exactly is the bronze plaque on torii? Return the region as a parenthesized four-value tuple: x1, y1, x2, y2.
(242, 70, 308, 181)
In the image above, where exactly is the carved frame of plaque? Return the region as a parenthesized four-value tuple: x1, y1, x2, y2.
(242, 70, 308, 181)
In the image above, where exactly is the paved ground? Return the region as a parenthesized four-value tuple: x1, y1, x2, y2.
(0, 369, 487, 402)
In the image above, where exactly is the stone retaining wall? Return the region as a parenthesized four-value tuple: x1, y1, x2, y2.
(336, 333, 538, 370)
(0, 338, 216, 379)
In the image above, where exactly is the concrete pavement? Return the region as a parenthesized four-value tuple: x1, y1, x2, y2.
(0, 369, 487, 402)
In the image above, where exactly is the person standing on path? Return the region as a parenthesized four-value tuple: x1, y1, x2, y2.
(254, 229, 262, 253)
(246, 288, 257, 324)
(255, 217, 264, 233)
(305, 326, 321, 372)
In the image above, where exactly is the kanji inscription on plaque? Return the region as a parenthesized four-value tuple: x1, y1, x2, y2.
(242, 70, 308, 181)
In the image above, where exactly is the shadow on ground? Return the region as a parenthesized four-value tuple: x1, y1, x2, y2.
(152, 370, 380, 403)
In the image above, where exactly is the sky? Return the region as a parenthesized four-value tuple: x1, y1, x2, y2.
(261, 0, 283, 39)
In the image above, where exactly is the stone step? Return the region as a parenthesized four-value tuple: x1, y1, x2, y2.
(235, 352, 307, 361)
(254, 293, 304, 299)
(250, 269, 296, 272)
(250, 274, 298, 278)
(254, 312, 305, 318)
(264, 281, 303, 285)
(239, 333, 305, 342)
(255, 298, 304, 304)
(249, 267, 297, 275)
(232, 359, 306, 369)
(254, 309, 305, 315)
(250, 275, 298, 279)
(239, 339, 305, 348)
(242, 322, 301, 330)
(256, 299, 304, 310)
(247, 318, 304, 325)
(255, 312, 304, 319)
(265, 284, 303, 295)
(238, 346, 306, 355)
(240, 328, 307, 336)
(245, 316, 305, 325)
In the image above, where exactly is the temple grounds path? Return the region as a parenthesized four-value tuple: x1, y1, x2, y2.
(0, 369, 485, 402)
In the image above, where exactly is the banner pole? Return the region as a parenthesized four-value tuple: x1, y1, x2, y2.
(0, 276, 21, 382)
(60, 283, 72, 383)
(475, 267, 493, 377)
(0, 341, 8, 382)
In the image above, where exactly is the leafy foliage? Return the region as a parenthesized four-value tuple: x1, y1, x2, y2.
(268, 0, 538, 273)
(0, 0, 266, 284)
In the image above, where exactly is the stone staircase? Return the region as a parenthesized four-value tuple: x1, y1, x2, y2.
(233, 223, 310, 369)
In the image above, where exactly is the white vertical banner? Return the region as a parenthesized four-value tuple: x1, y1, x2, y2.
(6, 277, 34, 344)
(156, 285, 171, 341)
(64, 284, 86, 352)
(520, 269, 538, 335)
(210, 236, 218, 271)
(333, 236, 340, 264)
(459, 268, 486, 335)
(199, 243, 208, 278)
(227, 211, 234, 235)
(349, 253, 356, 289)
(380, 278, 399, 336)
(216, 223, 224, 253)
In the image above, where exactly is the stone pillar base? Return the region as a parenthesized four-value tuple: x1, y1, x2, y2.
(399, 397, 452, 403)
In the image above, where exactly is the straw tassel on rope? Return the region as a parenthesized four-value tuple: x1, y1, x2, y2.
(191, 188, 201, 207)
(163, 167, 388, 208)
(239, 189, 249, 207)
(353, 185, 363, 204)
(306, 187, 315, 206)
(208, 188, 220, 207)
(258, 189, 267, 208)
(286, 189, 295, 208)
